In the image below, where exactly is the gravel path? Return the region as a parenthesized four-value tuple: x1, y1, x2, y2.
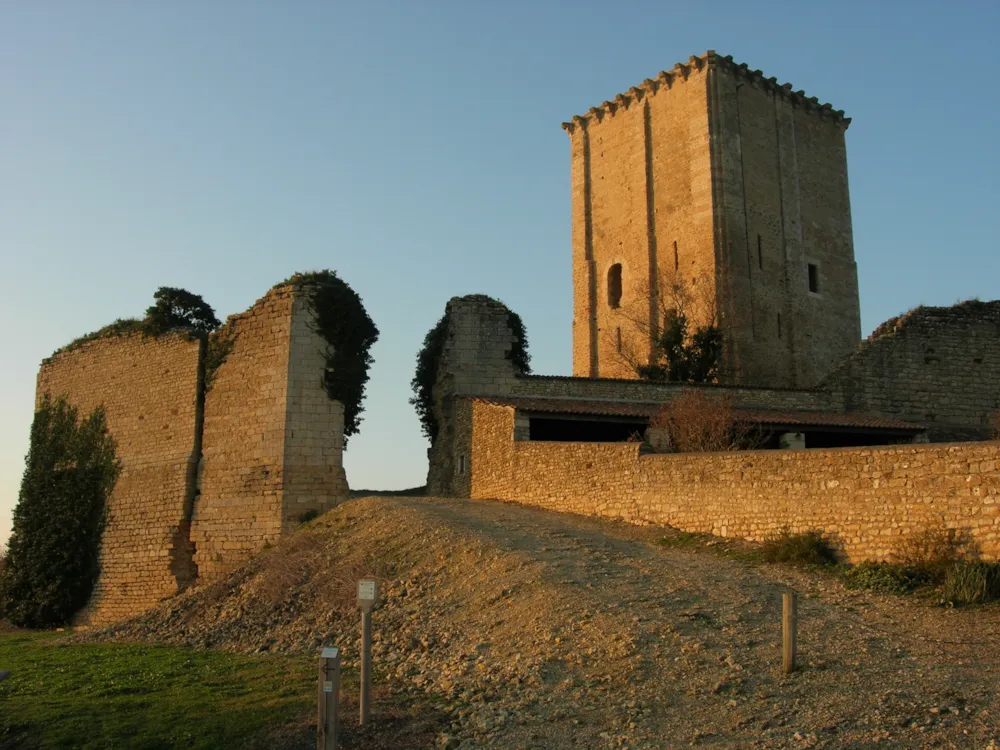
(94, 496, 1000, 749)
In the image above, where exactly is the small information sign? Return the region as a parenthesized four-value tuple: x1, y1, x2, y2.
(323, 681, 333, 693)
(321, 647, 339, 660)
(358, 579, 378, 608)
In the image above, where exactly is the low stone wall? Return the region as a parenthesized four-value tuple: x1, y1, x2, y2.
(466, 402, 1000, 562)
(36, 332, 203, 626)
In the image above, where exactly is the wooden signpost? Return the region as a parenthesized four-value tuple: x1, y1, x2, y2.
(782, 591, 797, 675)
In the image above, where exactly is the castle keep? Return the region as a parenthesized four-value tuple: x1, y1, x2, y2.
(566, 52, 860, 387)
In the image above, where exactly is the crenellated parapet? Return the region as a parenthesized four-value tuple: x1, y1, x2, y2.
(562, 50, 850, 134)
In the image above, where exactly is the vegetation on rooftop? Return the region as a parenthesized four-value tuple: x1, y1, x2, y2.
(51, 287, 221, 358)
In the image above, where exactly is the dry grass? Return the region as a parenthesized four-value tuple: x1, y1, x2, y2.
(250, 528, 399, 612)
(648, 390, 760, 453)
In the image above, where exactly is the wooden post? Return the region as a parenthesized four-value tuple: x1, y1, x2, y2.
(782, 591, 797, 675)
(360, 608, 372, 726)
(317, 646, 340, 750)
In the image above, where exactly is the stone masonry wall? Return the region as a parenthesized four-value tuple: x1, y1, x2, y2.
(35, 332, 203, 626)
(710, 60, 860, 388)
(193, 288, 294, 577)
(466, 402, 1000, 562)
(822, 301, 1000, 440)
(194, 284, 349, 579)
(281, 293, 349, 530)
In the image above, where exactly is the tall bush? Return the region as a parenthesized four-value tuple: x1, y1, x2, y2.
(647, 390, 759, 453)
(0, 396, 120, 627)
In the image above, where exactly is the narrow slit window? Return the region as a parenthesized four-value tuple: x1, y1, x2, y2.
(607, 264, 622, 308)
(673, 240, 679, 271)
(757, 235, 763, 270)
(807, 263, 820, 294)
(777, 313, 782, 339)
(616, 326, 622, 353)
(458, 455, 466, 475)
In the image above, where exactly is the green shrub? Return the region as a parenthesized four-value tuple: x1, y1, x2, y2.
(941, 561, 1000, 606)
(0, 395, 120, 627)
(760, 529, 837, 566)
(842, 561, 932, 595)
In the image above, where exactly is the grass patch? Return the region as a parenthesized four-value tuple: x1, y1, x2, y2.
(842, 562, 933, 595)
(760, 529, 837, 566)
(942, 561, 1000, 606)
(656, 531, 710, 550)
(0, 629, 314, 749)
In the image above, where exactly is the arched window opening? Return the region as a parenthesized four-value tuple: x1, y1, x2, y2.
(607, 264, 622, 309)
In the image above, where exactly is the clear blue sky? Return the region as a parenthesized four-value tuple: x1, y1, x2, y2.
(2, 1, 998, 546)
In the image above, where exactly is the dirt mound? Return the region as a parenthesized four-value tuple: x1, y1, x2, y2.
(87, 496, 1000, 749)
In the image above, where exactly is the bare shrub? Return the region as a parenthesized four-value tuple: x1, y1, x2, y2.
(760, 528, 838, 566)
(647, 390, 760, 453)
(890, 525, 963, 574)
(252, 531, 329, 608)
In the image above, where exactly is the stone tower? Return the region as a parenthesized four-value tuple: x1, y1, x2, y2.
(565, 51, 861, 387)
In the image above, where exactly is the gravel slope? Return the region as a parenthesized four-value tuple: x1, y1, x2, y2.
(90, 496, 1000, 749)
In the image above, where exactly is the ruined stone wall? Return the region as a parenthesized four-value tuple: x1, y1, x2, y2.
(822, 301, 1000, 439)
(564, 52, 860, 387)
(35, 332, 203, 625)
(427, 295, 523, 495)
(467, 402, 1000, 562)
(194, 284, 349, 578)
(281, 293, 349, 529)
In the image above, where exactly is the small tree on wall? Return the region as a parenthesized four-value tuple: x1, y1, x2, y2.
(610, 274, 724, 384)
(0, 396, 120, 628)
(144, 287, 221, 335)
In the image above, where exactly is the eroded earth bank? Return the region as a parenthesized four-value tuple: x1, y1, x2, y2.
(90, 496, 1000, 749)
